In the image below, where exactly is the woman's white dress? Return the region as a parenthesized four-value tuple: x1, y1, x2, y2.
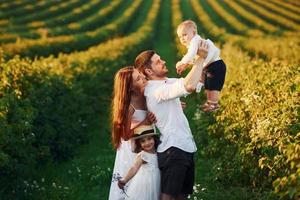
(108, 109, 147, 200)
(125, 151, 160, 200)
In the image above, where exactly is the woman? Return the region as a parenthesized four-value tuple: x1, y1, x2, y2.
(109, 66, 156, 200)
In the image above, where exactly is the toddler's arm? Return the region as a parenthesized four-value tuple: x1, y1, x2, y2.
(176, 62, 189, 75)
(180, 36, 200, 65)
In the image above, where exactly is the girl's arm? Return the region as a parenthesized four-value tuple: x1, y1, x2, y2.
(118, 154, 144, 189)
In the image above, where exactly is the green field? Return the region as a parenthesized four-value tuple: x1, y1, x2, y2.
(0, 0, 299, 199)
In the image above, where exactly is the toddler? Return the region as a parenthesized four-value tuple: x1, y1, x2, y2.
(176, 20, 226, 112)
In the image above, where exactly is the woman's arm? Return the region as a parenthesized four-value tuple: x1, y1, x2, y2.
(131, 111, 157, 129)
(125, 108, 157, 140)
(118, 154, 144, 189)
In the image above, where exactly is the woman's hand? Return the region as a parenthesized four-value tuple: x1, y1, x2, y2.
(181, 101, 187, 109)
(146, 112, 157, 124)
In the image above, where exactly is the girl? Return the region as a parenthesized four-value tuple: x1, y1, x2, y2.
(109, 66, 157, 200)
(118, 125, 160, 200)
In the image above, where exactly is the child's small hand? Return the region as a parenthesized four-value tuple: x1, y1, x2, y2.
(175, 61, 181, 69)
(176, 64, 188, 75)
(118, 180, 126, 190)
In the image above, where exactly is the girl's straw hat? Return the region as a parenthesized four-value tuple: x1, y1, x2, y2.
(132, 125, 158, 139)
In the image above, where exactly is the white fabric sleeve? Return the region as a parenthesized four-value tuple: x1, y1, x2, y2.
(203, 39, 220, 67)
(180, 36, 199, 64)
(153, 78, 190, 103)
(139, 151, 149, 163)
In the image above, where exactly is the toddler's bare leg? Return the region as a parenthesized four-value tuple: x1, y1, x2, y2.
(205, 90, 209, 101)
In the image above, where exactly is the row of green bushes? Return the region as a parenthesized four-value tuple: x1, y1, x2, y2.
(194, 43, 299, 199)
(0, 0, 36, 14)
(0, 52, 91, 198)
(1, 0, 114, 40)
(2, 0, 147, 58)
(49, 0, 123, 36)
(13, 0, 86, 25)
(0, 1, 60, 21)
(0, 1, 121, 43)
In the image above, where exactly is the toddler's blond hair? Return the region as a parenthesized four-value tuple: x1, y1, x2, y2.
(177, 20, 197, 34)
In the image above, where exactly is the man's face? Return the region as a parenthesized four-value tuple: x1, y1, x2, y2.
(149, 54, 168, 78)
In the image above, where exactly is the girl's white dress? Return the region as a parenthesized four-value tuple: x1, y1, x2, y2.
(109, 109, 147, 200)
(125, 151, 160, 200)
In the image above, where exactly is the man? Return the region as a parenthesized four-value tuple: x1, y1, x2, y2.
(134, 41, 209, 200)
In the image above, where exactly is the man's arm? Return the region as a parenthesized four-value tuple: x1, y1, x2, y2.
(150, 41, 208, 103)
(184, 40, 208, 92)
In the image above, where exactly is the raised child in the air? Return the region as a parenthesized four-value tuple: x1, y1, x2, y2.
(176, 20, 226, 112)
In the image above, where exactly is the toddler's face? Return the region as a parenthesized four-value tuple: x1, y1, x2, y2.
(177, 26, 195, 47)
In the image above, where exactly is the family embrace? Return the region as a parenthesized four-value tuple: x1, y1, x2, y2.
(109, 20, 226, 200)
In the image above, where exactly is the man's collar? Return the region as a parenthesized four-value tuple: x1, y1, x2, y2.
(148, 78, 169, 84)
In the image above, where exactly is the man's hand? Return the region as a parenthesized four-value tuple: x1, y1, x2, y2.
(197, 40, 208, 59)
(146, 112, 157, 124)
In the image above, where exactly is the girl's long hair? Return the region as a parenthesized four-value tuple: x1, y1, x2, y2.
(111, 66, 134, 149)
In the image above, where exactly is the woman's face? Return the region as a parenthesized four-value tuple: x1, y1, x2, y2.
(132, 69, 147, 94)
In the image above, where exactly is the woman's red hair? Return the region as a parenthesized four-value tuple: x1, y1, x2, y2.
(111, 66, 134, 149)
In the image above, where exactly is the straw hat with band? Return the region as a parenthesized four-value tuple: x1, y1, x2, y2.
(132, 125, 158, 139)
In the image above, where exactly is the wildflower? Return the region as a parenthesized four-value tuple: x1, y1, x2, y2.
(76, 167, 81, 173)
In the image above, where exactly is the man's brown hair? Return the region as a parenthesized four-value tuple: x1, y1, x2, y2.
(134, 50, 155, 75)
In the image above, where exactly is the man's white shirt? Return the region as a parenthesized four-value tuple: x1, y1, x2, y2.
(144, 78, 197, 153)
